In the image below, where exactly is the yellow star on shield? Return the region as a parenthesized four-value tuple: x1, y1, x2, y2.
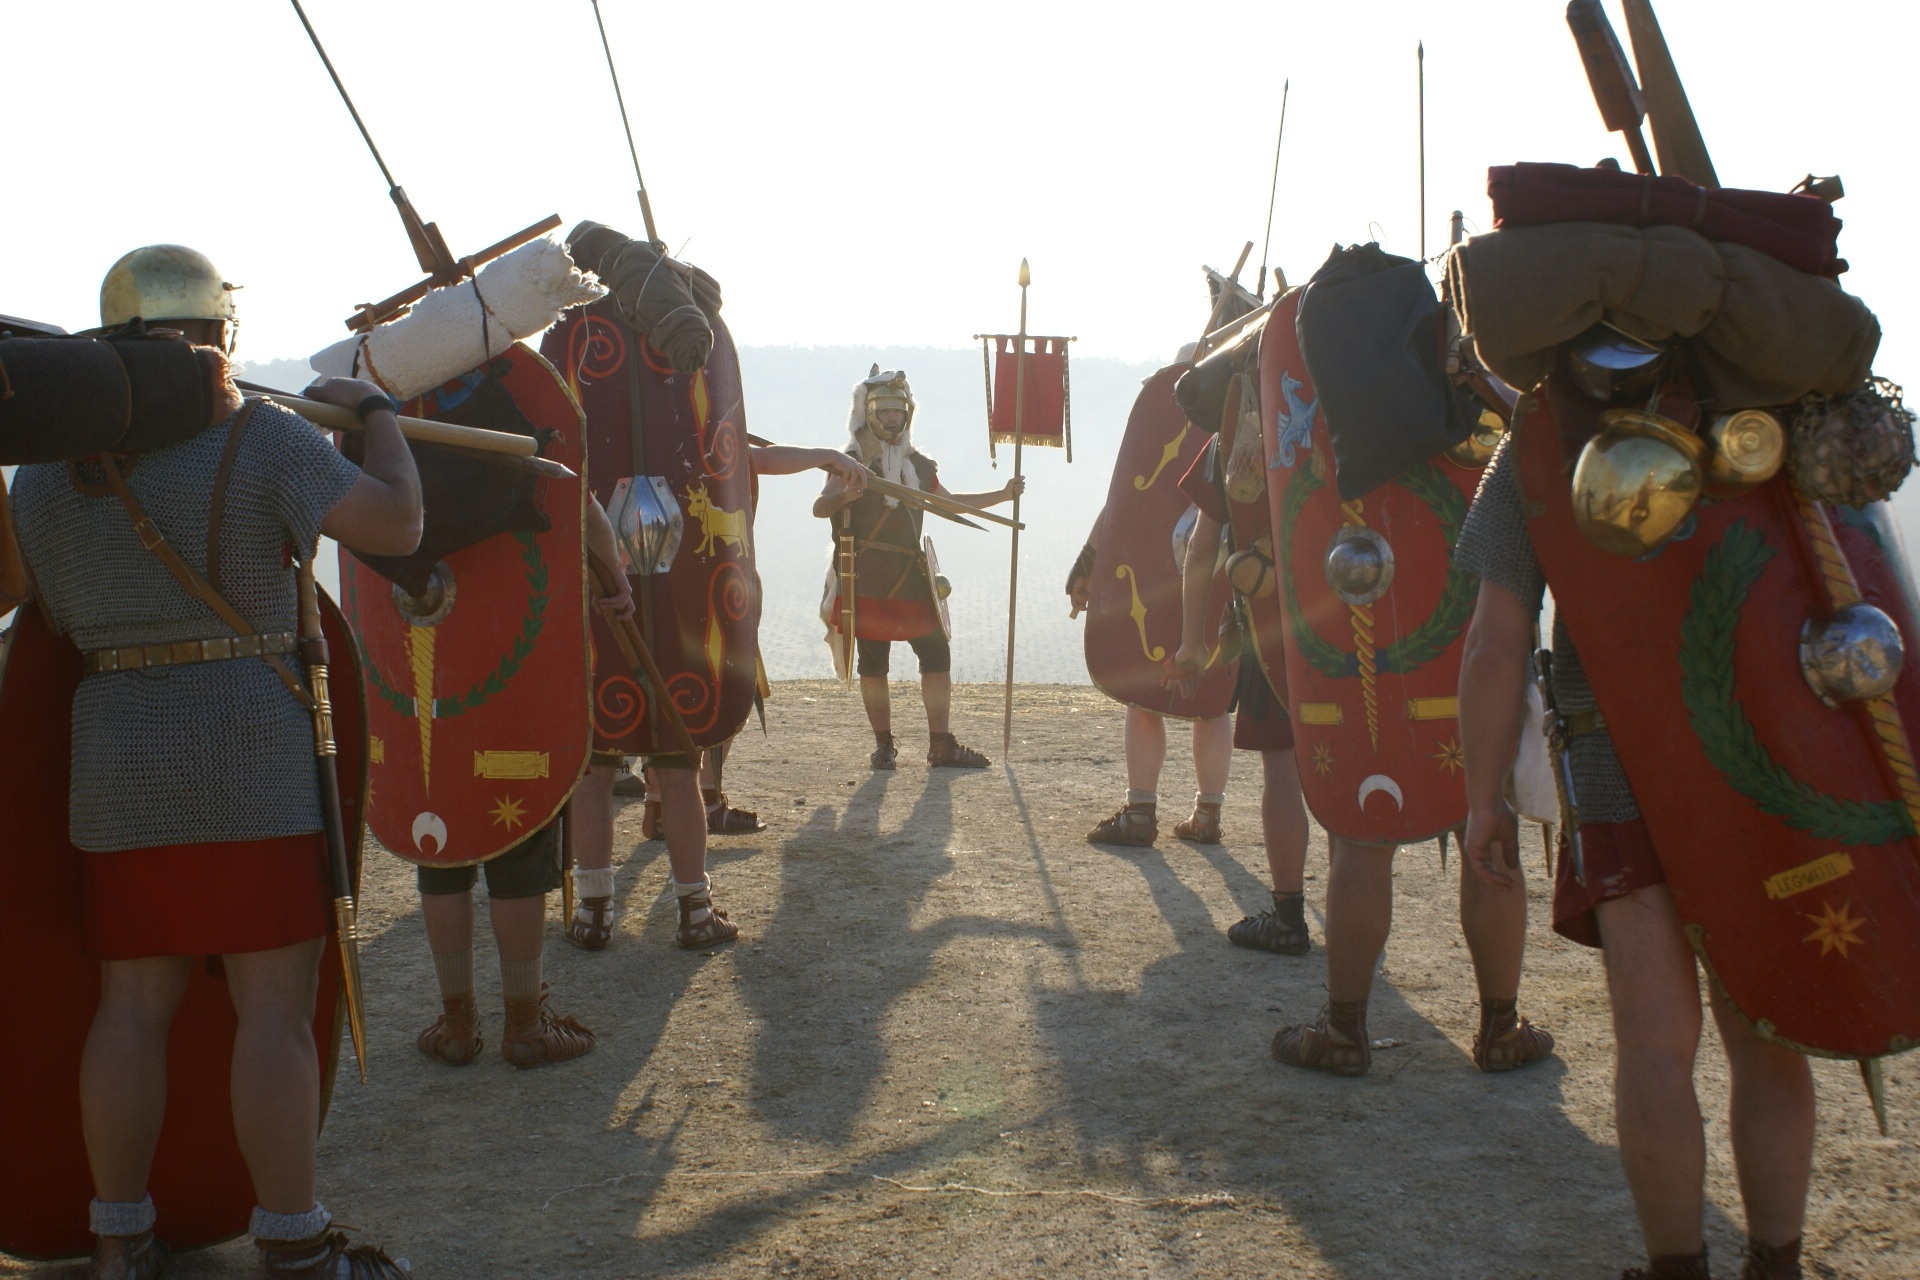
(1802, 899, 1867, 959)
(489, 793, 528, 833)
(1310, 742, 1336, 778)
(1431, 736, 1465, 777)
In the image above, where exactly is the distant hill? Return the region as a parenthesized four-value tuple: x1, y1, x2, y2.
(260, 345, 1166, 685)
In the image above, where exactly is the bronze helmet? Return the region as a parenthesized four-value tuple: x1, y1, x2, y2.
(99, 245, 239, 352)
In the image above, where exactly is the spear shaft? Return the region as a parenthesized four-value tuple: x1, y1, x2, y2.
(1256, 79, 1290, 301)
(1418, 42, 1427, 262)
(590, 0, 661, 242)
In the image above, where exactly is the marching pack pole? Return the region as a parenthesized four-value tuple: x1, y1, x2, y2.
(1417, 42, 1427, 263)
(589, 0, 661, 242)
(1001, 259, 1031, 757)
(1256, 79, 1290, 302)
(296, 562, 370, 1084)
(1619, 0, 1719, 188)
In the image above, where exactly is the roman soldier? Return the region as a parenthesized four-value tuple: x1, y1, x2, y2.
(1451, 118, 1920, 1280)
(2, 246, 414, 1276)
(1072, 324, 1239, 849)
(815, 367, 1021, 769)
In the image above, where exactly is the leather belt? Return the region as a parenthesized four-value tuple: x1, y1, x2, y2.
(1562, 708, 1607, 740)
(82, 631, 298, 675)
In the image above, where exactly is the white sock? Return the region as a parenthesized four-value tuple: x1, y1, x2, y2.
(572, 867, 615, 899)
(1126, 790, 1157, 807)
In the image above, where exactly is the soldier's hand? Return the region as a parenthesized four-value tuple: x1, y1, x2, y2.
(1462, 800, 1520, 889)
(1067, 576, 1090, 616)
(1003, 476, 1026, 502)
(827, 454, 871, 497)
(594, 575, 637, 622)
(304, 376, 390, 409)
(1171, 637, 1209, 678)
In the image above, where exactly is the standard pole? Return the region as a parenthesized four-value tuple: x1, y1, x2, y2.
(1001, 259, 1031, 757)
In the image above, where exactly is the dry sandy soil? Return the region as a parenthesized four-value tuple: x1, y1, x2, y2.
(6, 682, 1916, 1279)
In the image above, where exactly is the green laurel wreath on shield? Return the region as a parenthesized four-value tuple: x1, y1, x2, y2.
(1679, 520, 1912, 844)
(1277, 458, 1479, 679)
(355, 532, 549, 719)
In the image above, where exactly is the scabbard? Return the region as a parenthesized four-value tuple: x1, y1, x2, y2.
(298, 563, 370, 1082)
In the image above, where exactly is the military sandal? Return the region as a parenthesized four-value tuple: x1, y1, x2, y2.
(704, 787, 766, 835)
(256, 1228, 409, 1278)
(927, 732, 989, 768)
(677, 886, 739, 948)
(870, 732, 898, 770)
(1173, 800, 1223, 844)
(1227, 891, 1310, 955)
(1086, 802, 1156, 847)
(1740, 1237, 1803, 1280)
(501, 985, 596, 1069)
(1621, 1248, 1711, 1280)
(87, 1231, 170, 1280)
(1472, 1000, 1556, 1073)
(415, 992, 481, 1066)
(565, 896, 616, 951)
(1271, 1000, 1371, 1077)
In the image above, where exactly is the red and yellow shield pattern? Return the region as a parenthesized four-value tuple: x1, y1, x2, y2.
(341, 343, 590, 867)
(0, 598, 360, 1259)
(541, 300, 759, 756)
(1084, 362, 1238, 719)
(1220, 331, 1291, 709)
(1520, 383, 1920, 1059)
(1260, 289, 1482, 844)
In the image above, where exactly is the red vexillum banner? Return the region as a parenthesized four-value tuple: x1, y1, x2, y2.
(982, 334, 1073, 462)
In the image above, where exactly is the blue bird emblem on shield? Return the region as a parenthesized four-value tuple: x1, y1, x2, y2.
(1270, 370, 1318, 470)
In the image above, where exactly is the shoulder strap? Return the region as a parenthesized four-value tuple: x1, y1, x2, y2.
(205, 397, 264, 594)
(99, 453, 312, 708)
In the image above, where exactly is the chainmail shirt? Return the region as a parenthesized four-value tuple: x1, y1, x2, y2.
(1452, 434, 1642, 823)
(10, 401, 362, 851)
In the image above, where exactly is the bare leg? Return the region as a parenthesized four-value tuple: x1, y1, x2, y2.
(1260, 749, 1310, 895)
(1708, 981, 1814, 1248)
(489, 894, 547, 964)
(1596, 885, 1708, 1259)
(656, 764, 708, 885)
(420, 890, 474, 955)
(922, 670, 950, 737)
(1323, 836, 1395, 1003)
(223, 937, 325, 1216)
(1459, 844, 1529, 1001)
(81, 957, 193, 1203)
(859, 675, 892, 736)
(571, 763, 617, 876)
(1191, 713, 1231, 796)
(1124, 706, 1168, 794)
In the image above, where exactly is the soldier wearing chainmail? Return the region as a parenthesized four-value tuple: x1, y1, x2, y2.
(8, 245, 420, 1279)
(1457, 432, 1816, 1280)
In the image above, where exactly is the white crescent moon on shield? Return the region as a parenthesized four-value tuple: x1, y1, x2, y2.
(412, 811, 449, 856)
(1357, 774, 1404, 812)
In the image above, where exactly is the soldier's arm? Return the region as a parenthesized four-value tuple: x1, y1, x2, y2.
(582, 498, 635, 620)
(311, 378, 423, 557)
(755, 445, 872, 500)
(1458, 580, 1534, 888)
(1171, 509, 1223, 675)
(945, 475, 1024, 508)
(812, 469, 854, 519)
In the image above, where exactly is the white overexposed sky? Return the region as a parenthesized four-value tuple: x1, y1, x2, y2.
(3, 0, 1914, 381)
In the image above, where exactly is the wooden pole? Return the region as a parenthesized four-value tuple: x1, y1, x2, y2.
(1417, 42, 1427, 263)
(1001, 260, 1031, 757)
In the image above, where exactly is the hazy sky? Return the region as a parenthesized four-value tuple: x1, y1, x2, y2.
(4, 1, 1914, 387)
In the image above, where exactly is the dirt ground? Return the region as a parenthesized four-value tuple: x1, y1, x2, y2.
(7, 681, 1917, 1279)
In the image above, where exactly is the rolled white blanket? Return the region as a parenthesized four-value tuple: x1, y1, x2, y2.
(310, 237, 605, 400)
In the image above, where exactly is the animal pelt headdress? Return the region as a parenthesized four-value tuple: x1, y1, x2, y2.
(848, 364, 925, 507)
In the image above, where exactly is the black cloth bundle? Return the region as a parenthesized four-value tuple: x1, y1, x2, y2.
(1295, 243, 1466, 500)
(341, 358, 550, 598)
(566, 220, 723, 374)
(0, 327, 240, 463)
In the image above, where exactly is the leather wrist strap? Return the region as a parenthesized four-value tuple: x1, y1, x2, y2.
(99, 453, 314, 710)
(354, 393, 399, 422)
